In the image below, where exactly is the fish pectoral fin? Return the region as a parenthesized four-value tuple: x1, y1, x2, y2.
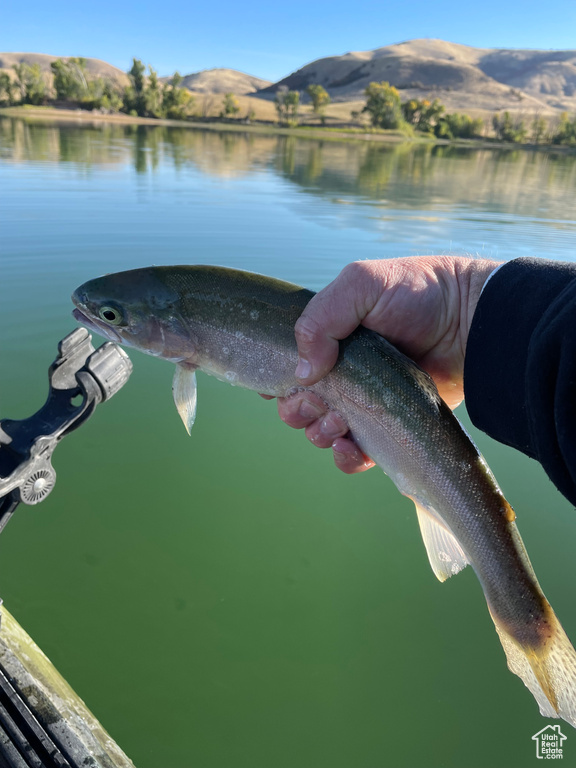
(413, 501, 469, 582)
(172, 364, 198, 435)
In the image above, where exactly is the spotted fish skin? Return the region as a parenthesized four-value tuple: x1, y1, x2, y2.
(72, 264, 576, 727)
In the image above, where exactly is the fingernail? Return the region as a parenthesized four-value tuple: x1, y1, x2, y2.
(320, 415, 339, 437)
(299, 400, 323, 419)
(295, 358, 312, 380)
(333, 448, 347, 462)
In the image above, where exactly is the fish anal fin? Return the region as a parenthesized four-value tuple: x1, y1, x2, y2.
(413, 500, 469, 582)
(172, 364, 198, 435)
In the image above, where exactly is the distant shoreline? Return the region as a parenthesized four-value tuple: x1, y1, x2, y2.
(2, 105, 575, 154)
(0, 105, 416, 144)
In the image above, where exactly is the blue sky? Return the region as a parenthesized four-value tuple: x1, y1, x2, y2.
(2, 0, 575, 82)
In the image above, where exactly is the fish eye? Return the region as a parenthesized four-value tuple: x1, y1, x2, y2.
(98, 305, 123, 325)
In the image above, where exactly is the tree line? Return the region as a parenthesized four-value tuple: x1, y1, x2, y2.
(273, 79, 576, 145)
(274, 84, 331, 126)
(355, 81, 484, 139)
(357, 81, 576, 145)
(1, 61, 575, 146)
(0, 57, 238, 121)
(491, 110, 576, 146)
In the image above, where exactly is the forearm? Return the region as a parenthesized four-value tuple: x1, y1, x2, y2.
(464, 257, 576, 506)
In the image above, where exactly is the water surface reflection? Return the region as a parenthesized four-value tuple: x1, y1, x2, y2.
(1, 116, 576, 768)
(3, 118, 576, 224)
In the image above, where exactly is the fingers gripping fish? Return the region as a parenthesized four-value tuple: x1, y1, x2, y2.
(72, 265, 576, 727)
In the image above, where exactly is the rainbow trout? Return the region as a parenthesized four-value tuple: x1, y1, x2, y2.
(72, 265, 576, 726)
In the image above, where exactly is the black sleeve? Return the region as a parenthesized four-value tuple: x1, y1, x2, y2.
(463, 257, 576, 507)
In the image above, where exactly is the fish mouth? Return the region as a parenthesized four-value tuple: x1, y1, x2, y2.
(72, 308, 122, 344)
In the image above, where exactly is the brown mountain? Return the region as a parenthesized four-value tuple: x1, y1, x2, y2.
(0, 53, 130, 88)
(4, 41, 576, 115)
(176, 68, 271, 94)
(1, 54, 270, 99)
(257, 39, 576, 113)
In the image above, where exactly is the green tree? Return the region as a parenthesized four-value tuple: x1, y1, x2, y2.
(48, 57, 123, 110)
(122, 61, 193, 119)
(531, 115, 548, 144)
(306, 84, 330, 125)
(0, 72, 15, 105)
(435, 112, 484, 139)
(50, 57, 88, 101)
(362, 82, 403, 129)
(402, 98, 419, 125)
(129, 58, 146, 95)
(84, 78, 124, 111)
(285, 90, 300, 124)
(123, 58, 147, 115)
(102, 85, 124, 112)
(161, 72, 193, 120)
(12, 63, 46, 105)
(274, 86, 300, 125)
(221, 92, 240, 118)
(402, 98, 444, 133)
(274, 86, 288, 122)
(492, 112, 527, 143)
(144, 67, 163, 117)
(551, 112, 576, 145)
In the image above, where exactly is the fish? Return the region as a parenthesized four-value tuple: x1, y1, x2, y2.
(72, 264, 576, 726)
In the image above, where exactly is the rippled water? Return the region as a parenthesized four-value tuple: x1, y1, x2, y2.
(1, 116, 576, 767)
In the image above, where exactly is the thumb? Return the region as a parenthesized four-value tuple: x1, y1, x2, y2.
(294, 262, 378, 384)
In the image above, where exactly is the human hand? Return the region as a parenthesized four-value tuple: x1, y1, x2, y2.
(273, 256, 500, 473)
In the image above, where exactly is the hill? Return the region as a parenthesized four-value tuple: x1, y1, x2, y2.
(176, 68, 271, 94)
(256, 39, 576, 114)
(3, 42, 576, 117)
(0, 54, 269, 97)
(0, 53, 130, 88)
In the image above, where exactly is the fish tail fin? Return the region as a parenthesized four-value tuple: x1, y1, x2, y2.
(490, 603, 576, 727)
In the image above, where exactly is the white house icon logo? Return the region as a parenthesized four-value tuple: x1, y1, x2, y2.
(532, 724, 567, 759)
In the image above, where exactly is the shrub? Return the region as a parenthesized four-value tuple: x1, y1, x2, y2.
(492, 112, 527, 143)
(435, 113, 484, 139)
(362, 81, 404, 129)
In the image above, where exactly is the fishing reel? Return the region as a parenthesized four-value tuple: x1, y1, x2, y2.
(0, 328, 133, 533)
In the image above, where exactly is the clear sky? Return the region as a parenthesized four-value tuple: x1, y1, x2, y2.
(2, 0, 575, 83)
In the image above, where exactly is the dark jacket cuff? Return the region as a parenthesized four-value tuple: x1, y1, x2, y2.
(464, 257, 576, 506)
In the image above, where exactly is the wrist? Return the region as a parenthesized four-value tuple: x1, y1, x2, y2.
(460, 259, 502, 344)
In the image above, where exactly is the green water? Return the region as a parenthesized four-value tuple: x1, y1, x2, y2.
(1, 116, 576, 767)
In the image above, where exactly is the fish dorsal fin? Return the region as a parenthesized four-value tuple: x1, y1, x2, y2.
(172, 364, 198, 435)
(413, 500, 469, 582)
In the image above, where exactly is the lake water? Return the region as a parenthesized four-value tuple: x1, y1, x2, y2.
(1, 116, 576, 768)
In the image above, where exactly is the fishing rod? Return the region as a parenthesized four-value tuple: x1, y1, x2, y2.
(0, 328, 134, 768)
(0, 327, 132, 532)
